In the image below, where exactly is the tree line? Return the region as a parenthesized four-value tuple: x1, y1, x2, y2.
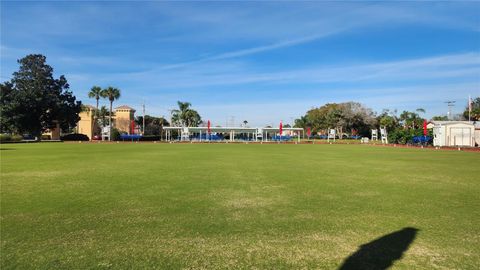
(0, 54, 205, 139)
(1, 54, 478, 141)
(293, 100, 479, 143)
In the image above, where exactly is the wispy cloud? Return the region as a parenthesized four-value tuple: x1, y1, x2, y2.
(2, 1, 479, 124)
(96, 52, 480, 89)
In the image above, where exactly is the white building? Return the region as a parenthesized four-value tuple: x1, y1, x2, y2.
(475, 123, 480, 147)
(431, 121, 475, 147)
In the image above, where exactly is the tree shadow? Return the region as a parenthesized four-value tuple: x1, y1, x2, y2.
(338, 227, 419, 270)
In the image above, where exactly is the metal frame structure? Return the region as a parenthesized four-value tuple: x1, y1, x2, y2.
(371, 129, 378, 141)
(162, 126, 304, 142)
(380, 126, 388, 144)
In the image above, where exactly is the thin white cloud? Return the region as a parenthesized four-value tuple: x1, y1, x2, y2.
(98, 52, 480, 89)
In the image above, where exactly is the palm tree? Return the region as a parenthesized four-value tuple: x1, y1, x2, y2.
(88, 86, 102, 134)
(171, 101, 201, 127)
(98, 106, 109, 127)
(88, 86, 102, 116)
(100, 87, 121, 141)
(294, 115, 309, 128)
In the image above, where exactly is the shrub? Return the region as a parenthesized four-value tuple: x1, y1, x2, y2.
(11, 135, 23, 142)
(0, 134, 23, 143)
(111, 128, 121, 141)
(139, 135, 160, 141)
(388, 128, 425, 145)
(61, 133, 90, 141)
(0, 134, 11, 142)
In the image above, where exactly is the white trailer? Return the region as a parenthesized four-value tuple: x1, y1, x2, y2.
(432, 121, 475, 147)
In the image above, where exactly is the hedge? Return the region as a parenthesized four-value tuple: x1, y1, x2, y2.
(139, 135, 161, 141)
(61, 133, 90, 141)
(0, 134, 23, 143)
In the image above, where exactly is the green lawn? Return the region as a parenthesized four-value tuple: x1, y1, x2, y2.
(1, 143, 479, 269)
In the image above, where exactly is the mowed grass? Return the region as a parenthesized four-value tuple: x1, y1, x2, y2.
(1, 143, 479, 269)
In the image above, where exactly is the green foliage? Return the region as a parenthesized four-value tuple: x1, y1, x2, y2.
(399, 110, 424, 129)
(110, 128, 121, 141)
(88, 86, 103, 134)
(388, 128, 419, 144)
(100, 86, 121, 141)
(60, 133, 89, 141)
(1, 134, 11, 142)
(432, 115, 449, 121)
(0, 54, 81, 136)
(377, 109, 399, 133)
(294, 115, 309, 128)
(135, 115, 169, 135)
(464, 97, 480, 121)
(296, 102, 376, 136)
(171, 101, 202, 127)
(100, 86, 121, 103)
(88, 86, 103, 101)
(98, 106, 110, 127)
(0, 134, 22, 142)
(139, 135, 161, 141)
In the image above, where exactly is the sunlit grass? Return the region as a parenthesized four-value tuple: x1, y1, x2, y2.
(1, 143, 478, 269)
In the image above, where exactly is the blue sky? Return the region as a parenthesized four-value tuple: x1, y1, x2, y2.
(1, 1, 479, 126)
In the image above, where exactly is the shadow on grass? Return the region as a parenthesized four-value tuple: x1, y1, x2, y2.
(0, 148, 15, 151)
(338, 227, 419, 270)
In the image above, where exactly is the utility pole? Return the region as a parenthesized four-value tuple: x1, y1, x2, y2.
(142, 100, 145, 135)
(445, 101, 456, 120)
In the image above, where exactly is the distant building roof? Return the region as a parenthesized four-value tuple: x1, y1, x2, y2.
(115, 105, 135, 111)
(431, 121, 474, 126)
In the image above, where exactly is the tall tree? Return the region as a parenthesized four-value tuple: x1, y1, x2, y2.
(294, 115, 309, 129)
(135, 115, 169, 135)
(0, 54, 81, 137)
(171, 101, 202, 127)
(0, 82, 15, 133)
(431, 115, 448, 121)
(100, 86, 121, 141)
(377, 109, 399, 132)
(98, 106, 110, 127)
(463, 97, 480, 121)
(399, 110, 423, 129)
(300, 102, 376, 136)
(88, 86, 102, 119)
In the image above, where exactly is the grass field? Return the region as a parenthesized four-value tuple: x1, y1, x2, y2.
(1, 143, 479, 269)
